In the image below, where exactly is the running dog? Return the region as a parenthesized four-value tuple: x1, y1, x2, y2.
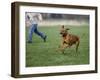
(59, 25, 80, 53)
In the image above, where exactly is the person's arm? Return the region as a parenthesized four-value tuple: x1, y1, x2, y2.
(38, 13, 43, 21)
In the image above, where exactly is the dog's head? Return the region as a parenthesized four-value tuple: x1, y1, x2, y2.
(60, 25, 70, 36)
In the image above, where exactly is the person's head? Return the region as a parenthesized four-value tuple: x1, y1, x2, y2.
(27, 15, 30, 20)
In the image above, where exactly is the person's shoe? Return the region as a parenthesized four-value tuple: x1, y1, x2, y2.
(27, 41, 32, 43)
(43, 35, 47, 42)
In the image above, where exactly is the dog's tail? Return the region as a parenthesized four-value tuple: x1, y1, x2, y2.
(76, 38, 80, 52)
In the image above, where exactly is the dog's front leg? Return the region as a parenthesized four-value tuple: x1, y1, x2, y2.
(60, 42, 69, 54)
(59, 40, 65, 50)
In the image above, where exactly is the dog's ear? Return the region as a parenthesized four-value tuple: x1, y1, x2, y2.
(65, 28, 70, 31)
(62, 25, 64, 28)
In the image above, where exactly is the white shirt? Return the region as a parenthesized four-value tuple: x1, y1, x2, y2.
(26, 13, 42, 25)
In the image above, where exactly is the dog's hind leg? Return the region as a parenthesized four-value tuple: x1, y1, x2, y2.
(76, 40, 80, 52)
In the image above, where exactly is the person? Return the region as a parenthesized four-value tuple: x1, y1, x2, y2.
(26, 13, 47, 43)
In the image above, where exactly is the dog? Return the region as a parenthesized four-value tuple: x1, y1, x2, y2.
(59, 25, 80, 53)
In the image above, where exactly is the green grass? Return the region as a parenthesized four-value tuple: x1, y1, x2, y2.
(26, 25, 89, 67)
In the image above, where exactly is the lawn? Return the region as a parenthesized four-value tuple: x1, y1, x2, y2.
(26, 25, 89, 67)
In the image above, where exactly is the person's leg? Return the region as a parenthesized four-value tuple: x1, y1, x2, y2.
(34, 24, 47, 42)
(28, 24, 35, 43)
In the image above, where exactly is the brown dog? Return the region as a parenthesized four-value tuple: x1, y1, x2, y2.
(59, 25, 80, 53)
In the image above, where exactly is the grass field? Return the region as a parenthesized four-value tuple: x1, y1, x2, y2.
(26, 25, 89, 67)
